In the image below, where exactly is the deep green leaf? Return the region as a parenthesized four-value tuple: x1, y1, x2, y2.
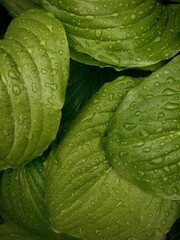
(0, 158, 79, 240)
(39, 0, 180, 70)
(0, 9, 69, 169)
(45, 73, 179, 240)
(106, 55, 180, 200)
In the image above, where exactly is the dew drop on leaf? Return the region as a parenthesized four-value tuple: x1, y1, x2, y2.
(163, 102, 179, 110)
(12, 84, 21, 96)
(158, 112, 165, 119)
(131, 14, 136, 20)
(166, 77, 175, 83)
(123, 122, 137, 130)
(44, 82, 58, 91)
(31, 83, 39, 93)
(143, 147, 151, 153)
(85, 15, 95, 21)
(8, 69, 18, 80)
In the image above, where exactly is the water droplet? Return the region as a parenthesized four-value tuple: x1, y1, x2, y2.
(154, 82, 160, 87)
(12, 84, 21, 96)
(44, 82, 58, 91)
(48, 96, 56, 105)
(31, 83, 39, 93)
(132, 141, 145, 147)
(8, 69, 18, 80)
(163, 88, 178, 96)
(85, 15, 95, 21)
(108, 93, 114, 100)
(145, 94, 154, 100)
(143, 147, 151, 153)
(123, 122, 137, 130)
(59, 50, 64, 55)
(137, 171, 146, 178)
(163, 70, 170, 74)
(131, 14, 136, 19)
(158, 112, 165, 119)
(163, 102, 179, 110)
(135, 111, 142, 116)
(166, 77, 175, 83)
(153, 36, 161, 42)
(41, 69, 48, 75)
(95, 29, 102, 37)
(46, 24, 53, 32)
(159, 141, 165, 146)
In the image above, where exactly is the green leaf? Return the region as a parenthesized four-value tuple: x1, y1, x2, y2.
(0, 0, 40, 17)
(0, 223, 35, 240)
(45, 74, 179, 240)
(0, 158, 79, 240)
(0, 9, 69, 169)
(105, 55, 180, 200)
(39, 0, 180, 70)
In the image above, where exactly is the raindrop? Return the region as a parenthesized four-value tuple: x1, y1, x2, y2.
(95, 29, 102, 37)
(137, 171, 146, 178)
(44, 82, 58, 91)
(158, 112, 165, 119)
(162, 88, 178, 96)
(46, 24, 53, 32)
(159, 141, 165, 146)
(123, 122, 137, 130)
(12, 84, 21, 96)
(8, 69, 18, 80)
(31, 83, 39, 93)
(108, 93, 114, 100)
(166, 77, 175, 83)
(163, 70, 170, 74)
(143, 147, 151, 153)
(163, 102, 179, 110)
(145, 94, 154, 100)
(135, 111, 141, 116)
(41, 69, 48, 75)
(131, 14, 136, 20)
(48, 96, 56, 105)
(154, 82, 160, 87)
(85, 15, 95, 21)
(132, 141, 145, 148)
(154, 36, 161, 42)
(59, 50, 64, 55)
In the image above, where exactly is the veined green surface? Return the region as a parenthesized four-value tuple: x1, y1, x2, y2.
(39, 0, 180, 70)
(45, 59, 180, 239)
(106, 55, 180, 200)
(0, 8, 69, 169)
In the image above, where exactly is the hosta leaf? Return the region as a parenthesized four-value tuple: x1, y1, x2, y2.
(106, 55, 180, 200)
(0, 157, 79, 240)
(0, 223, 34, 240)
(45, 74, 179, 240)
(0, 0, 40, 17)
(0, 9, 69, 169)
(39, 0, 180, 70)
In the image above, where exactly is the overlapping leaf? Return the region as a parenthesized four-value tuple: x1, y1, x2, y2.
(0, 9, 69, 169)
(106, 55, 180, 200)
(45, 67, 179, 239)
(0, 157, 79, 240)
(39, 0, 180, 70)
